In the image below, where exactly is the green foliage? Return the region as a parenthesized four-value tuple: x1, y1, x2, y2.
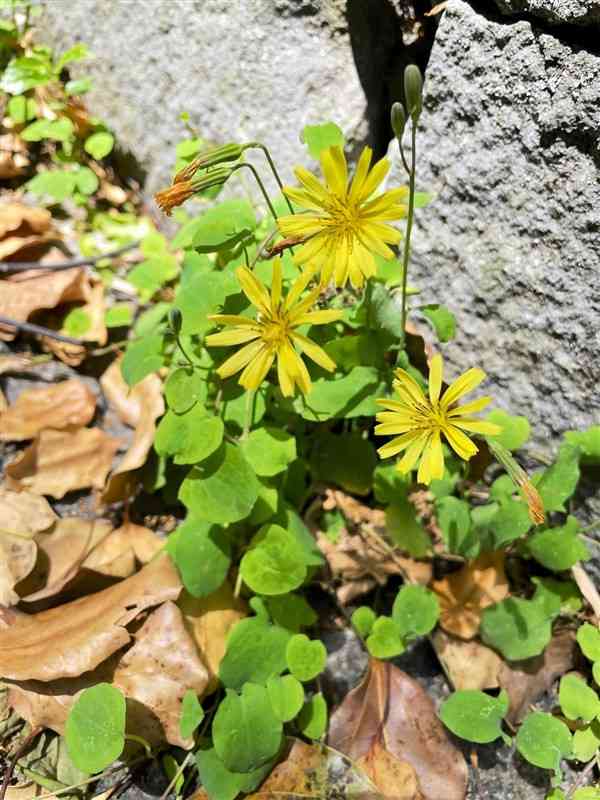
(366, 617, 405, 659)
(84, 131, 115, 159)
(310, 432, 376, 495)
(385, 497, 431, 557)
(439, 690, 509, 744)
(285, 634, 327, 682)
(180, 690, 204, 739)
(266, 675, 305, 722)
(572, 723, 600, 763)
(302, 121, 344, 159)
(516, 712, 572, 776)
(480, 597, 553, 660)
(240, 525, 307, 595)
(240, 427, 296, 476)
(265, 594, 317, 632)
(565, 425, 600, 464)
(486, 410, 530, 450)
(527, 516, 589, 571)
(392, 585, 439, 640)
(164, 367, 206, 414)
(195, 742, 272, 800)
(420, 304, 456, 342)
(65, 684, 126, 773)
(297, 693, 327, 740)
(559, 675, 600, 723)
(536, 444, 581, 512)
(436, 496, 478, 557)
(352, 606, 377, 638)
(155, 407, 224, 465)
(219, 616, 291, 690)
(174, 519, 231, 597)
(577, 623, 600, 662)
(121, 335, 165, 387)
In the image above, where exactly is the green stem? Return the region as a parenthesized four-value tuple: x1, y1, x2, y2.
(247, 143, 295, 216)
(175, 333, 194, 368)
(242, 389, 255, 439)
(399, 120, 417, 349)
(124, 733, 153, 758)
(230, 163, 279, 223)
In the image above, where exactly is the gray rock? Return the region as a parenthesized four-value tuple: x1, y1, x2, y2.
(39, 0, 369, 197)
(493, 0, 600, 27)
(390, 0, 600, 448)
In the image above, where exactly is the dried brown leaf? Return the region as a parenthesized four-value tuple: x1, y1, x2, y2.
(83, 521, 163, 573)
(432, 629, 501, 691)
(113, 601, 209, 748)
(432, 552, 509, 639)
(0, 134, 29, 180)
(0, 488, 57, 534)
(0, 533, 37, 606)
(356, 740, 422, 800)
(0, 380, 96, 441)
(0, 203, 51, 245)
(329, 659, 468, 800)
(4, 427, 121, 498)
(100, 357, 145, 427)
(0, 554, 181, 681)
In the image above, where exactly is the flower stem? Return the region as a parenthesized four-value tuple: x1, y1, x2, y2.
(247, 143, 295, 216)
(242, 389, 255, 439)
(230, 163, 279, 223)
(399, 121, 417, 349)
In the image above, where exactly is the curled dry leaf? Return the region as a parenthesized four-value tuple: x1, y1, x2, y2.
(329, 658, 468, 800)
(100, 356, 145, 427)
(113, 601, 210, 748)
(0, 488, 57, 534)
(83, 520, 163, 572)
(41, 280, 108, 365)
(0, 553, 181, 681)
(0, 203, 55, 261)
(4, 427, 121, 498)
(0, 134, 29, 180)
(432, 629, 501, 691)
(498, 628, 578, 726)
(0, 379, 97, 441)
(178, 582, 247, 695)
(356, 740, 422, 800)
(0, 532, 37, 607)
(432, 551, 509, 639)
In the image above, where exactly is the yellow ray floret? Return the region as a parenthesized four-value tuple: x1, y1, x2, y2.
(206, 257, 342, 397)
(277, 145, 408, 289)
(374, 354, 502, 485)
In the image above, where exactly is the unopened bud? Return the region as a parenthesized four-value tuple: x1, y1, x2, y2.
(155, 166, 232, 215)
(174, 142, 243, 184)
(404, 64, 423, 120)
(169, 308, 182, 335)
(391, 102, 407, 140)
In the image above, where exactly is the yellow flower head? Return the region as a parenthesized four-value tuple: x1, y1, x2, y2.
(375, 354, 502, 485)
(277, 146, 408, 289)
(206, 257, 343, 396)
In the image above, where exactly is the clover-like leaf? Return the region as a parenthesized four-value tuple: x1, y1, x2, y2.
(439, 690, 509, 744)
(240, 524, 307, 596)
(351, 606, 377, 638)
(240, 426, 296, 477)
(366, 616, 405, 659)
(267, 674, 305, 722)
(527, 516, 589, 572)
(559, 675, 600, 722)
(577, 623, 600, 662)
(174, 519, 231, 597)
(165, 367, 206, 414)
(392, 585, 439, 640)
(297, 693, 328, 740)
(480, 597, 552, 661)
(486, 410, 530, 451)
(516, 712, 572, 775)
(179, 689, 204, 740)
(286, 634, 327, 682)
(219, 616, 292, 690)
(65, 683, 126, 773)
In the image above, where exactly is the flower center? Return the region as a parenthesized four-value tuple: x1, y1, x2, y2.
(259, 313, 290, 347)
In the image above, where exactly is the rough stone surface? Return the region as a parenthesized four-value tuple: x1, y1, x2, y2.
(391, 0, 600, 447)
(39, 0, 368, 195)
(493, 0, 600, 27)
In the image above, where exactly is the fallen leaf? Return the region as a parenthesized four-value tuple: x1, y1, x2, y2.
(100, 356, 145, 427)
(18, 517, 113, 602)
(0, 380, 96, 441)
(0, 488, 57, 534)
(83, 520, 163, 571)
(498, 628, 578, 725)
(329, 658, 468, 800)
(0, 133, 29, 180)
(0, 532, 37, 607)
(432, 629, 501, 691)
(356, 740, 422, 799)
(0, 554, 181, 681)
(0, 203, 55, 261)
(432, 551, 509, 639)
(4, 427, 121, 498)
(41, 280, 108, 365)
(178, 582, 247, 695)
(113, 601, 210, 748)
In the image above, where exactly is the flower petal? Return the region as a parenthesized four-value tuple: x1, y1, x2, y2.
(208, 314, 258, 327)
(443, 423, 479, 461)
(393, 368, 428, 407)
(216, 339, 265, 379)
(441, 367, 486, 410)
(205, 328, 260, 347)
(417, 431, 444, 485)
(295, 309, 343, 326)
(291, 332, 336, 372)
(451, 419, 503, 435)
(321, 146, 348, 197)
(285, 264, 318, 311)
(447, 396, 492, 417)
(374, 421, 415, 436)
(293, 166, 331, 204)
(377, 429, 424, 460)
(280, 340, 311, 395)
(239, 348, 274, 391)
(396, 433, 429, 474)
(355, 156, 390, 204)
(428, 354, 443, 406)
(236, 267, 271, 314)
(347, 147, 373, 204)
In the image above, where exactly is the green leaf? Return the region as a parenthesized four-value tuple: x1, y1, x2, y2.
(195, 741, 272, 800)
(413, 191, 436, 208)
(105, 303, 133, 328)
(385, 498, 431, 557)
(174, 269, 238, 336)
(577, 623, 600, 662)
(436, 496, 478, 557)
(265, 594, 317, 632)
(1, 55, 53, 94)
(480, 597, 553, 661)
(128, 254, 179, 299)
(324, 333, 385, 372)
(368, 282, 404, 339)
(155, 407, 224, 466)
(516, 712, 572, 774)
(536, 444, 581, 513)
(559, 675, 600, 722)
(285, 634, 327, 682)
(374, 463, 410, 505)
(219, 616, 292, 690)
(302, 122, 344, 160)
(7, 95, 35, 124)
(179, 690, 204, 739)
(62, 307, 91, 337)
(121, 334, 164, 386)
(392, 585, 439, 639)
(279, 506, 324, 567)
(366, 616, 405, 659)
(179, 443, 259, 524)
(572, 722, 600, 763)
(248, 477, 279, 526)
(296, 366, 382, 422)
(266, 675, 304, 723)
(27, 170, 77, 202)
(240, 524, 307, 596)
(527, 516, 589, 572)
(351, 606, 376, 638)
(531, 577, 581, 617)
(213, 684, 282, 772)
(297, 693, 327, 740)
(185, 200, 256, 253)
(22, 117, 74, 142)
(133, 302, 169, 336)
(55, 43, 89, 73)
(65, 684, 125, 773)
(74, 166, 99, 195)
(439, 690, 509, 744)
(564, 426, 600, 464)
(221, 382, 267, 430)
(484, 498, 532, 549)
(65, 77, 93, 95)
(486, 410, 530, 451)
(573, 790, 600, 800)
(84, 131, 115, 160)
(175, 519, 231, 597)
(165, 367, 206, 414)
(421, 304, 456, 342)
(310, 432, 376, 495)
(241, 427, 296, 477)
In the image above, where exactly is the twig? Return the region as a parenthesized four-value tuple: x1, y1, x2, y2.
(572, 562, 600, 622)
(567, 753, 598, 797)
(0, 725, 43, 800)
(158, 752, 193, 800)
(0, 241, 140, 273)
(0, 315, 86, 346)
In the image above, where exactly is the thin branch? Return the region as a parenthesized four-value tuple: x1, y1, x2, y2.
(572, 562, 600, 622)
(0, 241, 140, 274)
(0, 725, 43, 800)
(0, 316, 87, 346)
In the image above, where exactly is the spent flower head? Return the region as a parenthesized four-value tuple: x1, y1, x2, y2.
(206, 257, 342, 396)
(155, 166, 232, 215)
(277, 145, 408, 289)
(375, 354, 502, 485)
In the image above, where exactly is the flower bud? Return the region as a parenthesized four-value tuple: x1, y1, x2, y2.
(391, 102, 407, 140)
(169, 308, 182, 335)
(404, 64, 423, 120)
(174, 142, 243, 184)
(155, 166, 232, 215)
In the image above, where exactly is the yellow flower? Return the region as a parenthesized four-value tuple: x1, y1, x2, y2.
(374, 354, 502, 485)
(277, 146, 408, 289)
(206, 257, 342, 396)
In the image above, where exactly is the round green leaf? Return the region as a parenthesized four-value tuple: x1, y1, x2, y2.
(516, 711, 572, 773)
(559, 675, 600, 722)
(366, 616, 405, 659)
(385, 499, 431, 557)
(392, 585, 439, 640)
(165, 367, 205, 413)
(577, 623, 600, 662)
(528, 517, 589, 571)
(480, 597, 553, 661)
(65, 683, 126, 773)
(155, 406, 223, 465)
(240, 525, 307, 596)
(572, 722, 600, 762)
(179, 443, 259, 524)
(179, 689, 204, 740)
(121, 334, 164, 387)
(310, 432, 377, 495)
(486, 410, 531, 451)
(285, 634, 327, 682)
(62, 307, 91, 337)
(573, 788, 600, 800)
(302, 121, 344, 159)
(84, 131, 115, 160)
(213, 684, 282, 772)
(297, 693, 327, 740)
(219, 617, 291, 690)
(439, 690, 509, 744)
(267, 674, 305, 722)
(351, 606, 376, 638)
(421, 304, 456, 342)
(195, 742, 273, 800)
(105, 303, 133, 328)
(240, 426, 296, 477)
(593, 662, 600, 687)
(265, 594, 317, 632)
(74, 166, 99, 195)
(175, 519, 231, 597)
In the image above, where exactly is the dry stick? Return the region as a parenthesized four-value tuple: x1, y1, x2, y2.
(0, 315, 86, 345)
(571, 562, 600, 622)
(157, 751, 194, 800)
(0, 241, 141, 273)
(0, 725, 43, 800)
